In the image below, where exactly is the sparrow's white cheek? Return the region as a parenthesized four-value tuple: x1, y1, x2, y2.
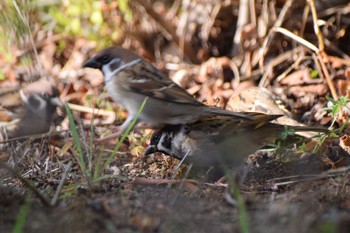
(102, 64, 114, 83)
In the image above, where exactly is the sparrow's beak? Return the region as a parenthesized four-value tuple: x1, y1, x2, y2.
(144, 145, 158, 156)
(50, 97, 64, 107)
(83, 58, 101, 69)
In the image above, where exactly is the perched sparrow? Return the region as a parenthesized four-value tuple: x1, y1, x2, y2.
(0, 80, 62, 140)
(83, 46, 253, 135)
(145, 113, 327, 176)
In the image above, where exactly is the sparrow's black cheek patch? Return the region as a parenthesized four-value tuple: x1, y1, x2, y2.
(27, 95, 41, 109)
(162, 134, 172, 150)
(110, 60, 122, 70)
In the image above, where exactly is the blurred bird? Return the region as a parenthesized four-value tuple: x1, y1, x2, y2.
(145, 113, 328, 177)
(0, 80, 62, 141)
(83, 46, 253, 137)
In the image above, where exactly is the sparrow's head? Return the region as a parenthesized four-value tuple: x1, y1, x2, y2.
(6, 80, 63, 138)
(21, 81, 62, 122)
(145, 123, 230, 180)
(83, 46, 142, 79)
(145, 125, 186, 160)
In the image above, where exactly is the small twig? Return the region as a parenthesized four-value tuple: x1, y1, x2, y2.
(324, 39, 350, 60)
(66, 103, 115, 117)
(129, 177, 198, 186)
(271, 28, 338, 100)
(317, 53, 338, 100)
(273, 27, 319, 52)
(50, 161, 72, 206)
(258, 0, 293, 67)
(230, 60, 241, 89)
(275, 51, 304, 82)
(328, 56, 350, 66)
(300, 4, 310, 36)
(270, 166, 350, 188)
(231, 0, 250, 55)
(307, 0, 325, 51)
(259, 46, 303, 86)
(307, 0, 338, 100)
(0, 132, 49, 144)
(202, 3, 221, 42)
(166, 0, 180, 19)
(171, 151, 190, 180)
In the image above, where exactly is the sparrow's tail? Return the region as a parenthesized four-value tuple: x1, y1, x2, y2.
(288, 125, 329, 133)
(203, 106, 283, 122)
(280, 125, 329, 138)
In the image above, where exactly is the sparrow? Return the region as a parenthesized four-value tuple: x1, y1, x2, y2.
(83, 46, 253, 135)
(144, 113, 327, 177)
(0, 80, 62, 141)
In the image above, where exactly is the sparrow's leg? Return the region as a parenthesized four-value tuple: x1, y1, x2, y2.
(94, 131, 122, 143)
(118, 115, 138, 133)
(94, 115, 138, 143)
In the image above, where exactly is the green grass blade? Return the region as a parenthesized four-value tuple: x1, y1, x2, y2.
(12, 195, 31, 233)
(65, 102, 89, 180)
(89, 111, 95, 175)
(93, 149, 103, 181)
(221, 161, 250, 233)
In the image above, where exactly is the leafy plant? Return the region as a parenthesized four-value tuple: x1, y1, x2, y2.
(324, 96, 350, 129)
(37, 0, 131, 48)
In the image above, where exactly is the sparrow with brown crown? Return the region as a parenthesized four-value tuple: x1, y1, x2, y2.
(83, 46, 254, 140)
(0, 80, 62, 140)
(145, 113, 327, 178)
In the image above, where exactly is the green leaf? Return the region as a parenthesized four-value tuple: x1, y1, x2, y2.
(310, 69, 319, 79)
(90, 1, 103, 25)
(66, 4, 81, 16)
(90, 10, 103, 25)
(118, 0, 132, 20)
(70, 18, 81, 34)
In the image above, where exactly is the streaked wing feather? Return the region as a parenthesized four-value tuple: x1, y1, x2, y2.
(120, 61, 203, 105)
(189, 113, 282, 140)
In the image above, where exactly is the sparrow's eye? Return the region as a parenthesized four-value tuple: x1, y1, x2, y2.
(98, 55, 111, 64)
(151, 134, 160, 144)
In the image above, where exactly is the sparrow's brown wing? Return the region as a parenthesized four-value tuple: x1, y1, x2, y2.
(119, 61, 203, 106)
(188, 113, 283, 141)
(190, 113, 282, 132)
(118, 61, 259, 120)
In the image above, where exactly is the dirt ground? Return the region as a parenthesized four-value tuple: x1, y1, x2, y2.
(1, 141, 350, 233)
